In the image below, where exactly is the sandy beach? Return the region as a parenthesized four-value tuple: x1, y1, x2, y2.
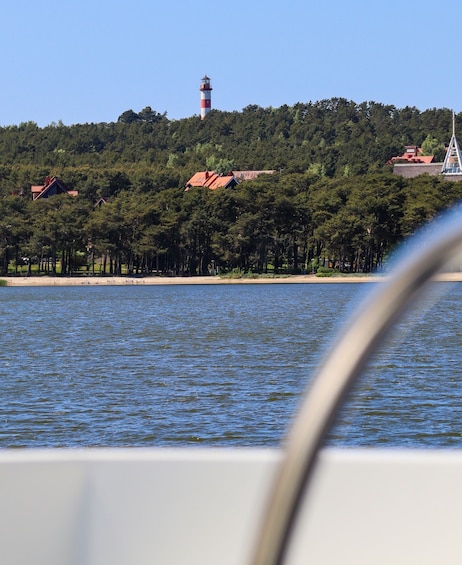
(1, 274, 379, 286)
(2, 272, 462, 286)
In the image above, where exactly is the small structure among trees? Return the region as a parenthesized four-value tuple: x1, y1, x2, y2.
(185, 171, 238, 190)
(184, 170, 274, 191)
(390, 113, 462, 180)
(31, 176, 78, 200)
(387, 146, 435, 164)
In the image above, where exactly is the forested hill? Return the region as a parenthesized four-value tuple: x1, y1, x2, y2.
(0, 99, 456, 196)
(1, 98, 462, 278)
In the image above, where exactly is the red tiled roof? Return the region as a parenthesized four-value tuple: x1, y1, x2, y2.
(184, 170, 276, 191)
(206, 175, 235, 189)
(31, 176, 78, 200)
(186, 171, 217, 187)
(185, 170, 277, 190)
(185, 171, 237, 190)
(388, 146, 434, 164)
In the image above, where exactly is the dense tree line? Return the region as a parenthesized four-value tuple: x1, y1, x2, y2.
(0, 100, 458, 194)
(1, 172, 462, 276)
(0, 99, 461, 276)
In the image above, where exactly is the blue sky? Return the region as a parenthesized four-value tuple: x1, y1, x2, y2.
(0, 0, 457, 126)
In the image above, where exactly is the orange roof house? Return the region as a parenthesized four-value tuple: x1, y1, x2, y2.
(390, 115, 462, 180)
(387, 146, 434, 164)
(184, 170, 274, 191)
(31, 176, 78, 200)
(185, 171, 238, 191)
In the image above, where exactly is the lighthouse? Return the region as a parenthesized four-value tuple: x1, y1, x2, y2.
(200, 75, 212, 120)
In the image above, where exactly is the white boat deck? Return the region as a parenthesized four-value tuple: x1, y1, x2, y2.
(2, 447, 462, 565)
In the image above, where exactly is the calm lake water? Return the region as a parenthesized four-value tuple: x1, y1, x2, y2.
(1, 282, 462, 449)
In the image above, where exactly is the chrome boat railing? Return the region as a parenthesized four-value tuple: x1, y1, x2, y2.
(252, 207, 462, 565)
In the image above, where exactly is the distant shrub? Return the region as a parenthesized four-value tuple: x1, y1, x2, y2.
(315, 266, 339, 277)
(227, 268, 246, 279)
(0, 279, 7, 286)
(219, 269, 289, 280)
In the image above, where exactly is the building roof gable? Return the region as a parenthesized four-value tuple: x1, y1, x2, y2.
(206, 175, 237, 189)
(31, 176, 78, 200)
(185, 171, 237, 190)
(185, 169, 275, 191)
(388, 146, 434, 164)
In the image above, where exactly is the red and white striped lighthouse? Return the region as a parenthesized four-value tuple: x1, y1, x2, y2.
(200, 75, 212, 120)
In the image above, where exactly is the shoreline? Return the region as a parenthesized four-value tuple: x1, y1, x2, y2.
(2, 272, 462, 286)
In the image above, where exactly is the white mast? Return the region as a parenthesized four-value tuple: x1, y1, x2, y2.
(442, 111, 462, 174)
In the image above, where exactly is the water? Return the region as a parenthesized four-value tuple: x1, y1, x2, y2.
(1, 282, 462, 449)
(333, 282, 462, 447)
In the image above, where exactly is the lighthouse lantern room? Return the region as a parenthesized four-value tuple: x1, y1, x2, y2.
(200, 75, 212, 120)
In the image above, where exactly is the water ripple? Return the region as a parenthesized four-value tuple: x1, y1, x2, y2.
(2, 282, 462, 449)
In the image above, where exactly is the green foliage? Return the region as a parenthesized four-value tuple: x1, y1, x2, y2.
(205, 156, 235, 175)
(421, 134, 446, 161)
(316, 266, 338, 275)
(0, 100, 461, 277)
(2, 170, 462, 277)
(0, 99, 456, 182)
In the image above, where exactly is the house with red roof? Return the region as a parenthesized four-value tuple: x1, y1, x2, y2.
(184, 171, 238, 191)
(31, 176, 78, 200)
(390, 115, 462, 180)
(389, 147, 443, 178)
(184, 170, 274, 191)
(387, 146, 435, 165)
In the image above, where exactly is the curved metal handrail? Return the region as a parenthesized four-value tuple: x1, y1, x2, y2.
(251, 207, 462, 565)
